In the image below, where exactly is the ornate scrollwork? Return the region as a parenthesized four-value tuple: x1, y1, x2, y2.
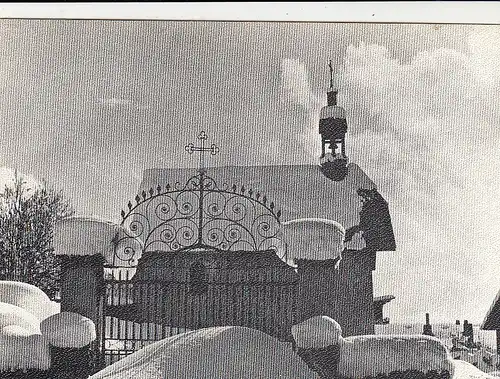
(111, 171, 283, 267)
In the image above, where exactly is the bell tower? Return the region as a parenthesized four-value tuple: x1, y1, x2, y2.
(319, 61, 349, 181)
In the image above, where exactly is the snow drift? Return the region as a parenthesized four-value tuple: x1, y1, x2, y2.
(90, 326, 318, 379)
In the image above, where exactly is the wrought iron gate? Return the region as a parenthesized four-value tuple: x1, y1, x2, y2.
(99, 169, 297, 366)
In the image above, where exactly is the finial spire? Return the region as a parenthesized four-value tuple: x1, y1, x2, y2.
(328, 60, 334, 90)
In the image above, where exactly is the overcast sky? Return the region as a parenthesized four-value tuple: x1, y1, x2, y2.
(0, 20, 499, 324)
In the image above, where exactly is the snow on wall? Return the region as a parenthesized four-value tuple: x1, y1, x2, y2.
(0, 301, 41, 335)
(339, 334, 453, 378)
(40, 312, 96, 348)
(453, 360, 497, 379)
(0, 281, 59, 321)
(282, 219, 345, 261)
(90, 326, 318, 379)
(0, 299, 51, 371)
(292, 316, 457, 378)
(53, 216, 140, 267)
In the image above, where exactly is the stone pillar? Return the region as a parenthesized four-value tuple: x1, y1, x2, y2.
(296, 249, 376, 337)
(59, 254, 104, 327)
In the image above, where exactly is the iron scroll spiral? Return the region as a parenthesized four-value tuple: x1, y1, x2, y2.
(112, 172, 284, 267)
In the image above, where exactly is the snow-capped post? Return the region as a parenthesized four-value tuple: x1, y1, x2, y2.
(292, 316, 342, 379)
(53, 217, 120, 363)
(41, 312, 97, 379)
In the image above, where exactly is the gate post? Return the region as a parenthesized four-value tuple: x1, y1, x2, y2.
(53, 216, 124, 371)
(59, 254, 104, 322)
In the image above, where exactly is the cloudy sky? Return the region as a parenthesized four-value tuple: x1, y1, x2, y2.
(0, 19, 499, 324)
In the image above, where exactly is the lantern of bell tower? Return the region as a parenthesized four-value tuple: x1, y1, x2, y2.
(319, 61, 348, 181)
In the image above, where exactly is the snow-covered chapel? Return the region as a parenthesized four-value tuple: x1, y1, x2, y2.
(52, 70, 397, 367)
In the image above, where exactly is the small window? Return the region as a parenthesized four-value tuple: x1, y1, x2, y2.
(189, 261, 208, 294)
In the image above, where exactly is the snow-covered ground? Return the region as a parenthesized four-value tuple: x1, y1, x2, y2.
(91, 326, 318, 379)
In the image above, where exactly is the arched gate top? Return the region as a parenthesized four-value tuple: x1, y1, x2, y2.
(112, 170, 284, 267)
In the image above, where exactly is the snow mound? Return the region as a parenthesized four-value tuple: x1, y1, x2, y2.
(0, 329, 50, 370)
(453, 360, 496, 378)
(0, 301, 41, 335)
(40, 311, 96, 348)
(282, 218, 345, 261)
(90, 326, 318, 379)
(0, 280, 59, 321)
(292, 315, 342, 349)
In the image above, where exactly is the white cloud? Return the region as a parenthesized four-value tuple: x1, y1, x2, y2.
(279, 58, 324, 162)
(0, 167, 40, 194)
(280, 27, 500, 323)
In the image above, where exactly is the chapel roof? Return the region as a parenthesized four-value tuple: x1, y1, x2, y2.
(482, 288, 500, 330)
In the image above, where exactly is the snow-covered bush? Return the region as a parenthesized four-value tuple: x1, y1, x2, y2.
(0, 280, 60, 321)
(0, 301, 40, 334)
(0, 320, 50, 371)
(40, 311, 96, 348)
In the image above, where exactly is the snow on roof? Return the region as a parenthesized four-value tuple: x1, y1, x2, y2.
(90, 326, 316, 379)
(141, 164, 374, 228)
(320, 105, 346, 119)
(482, 287, 500, 330)
(140, 164, 395, 254)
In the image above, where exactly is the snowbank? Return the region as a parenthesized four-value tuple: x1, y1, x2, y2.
(453, 360, 496, 378)
(0, 281, 60, 321)
(90, 326, 318, 379)
(40, 311, 96, 348)
(0, 325, 50, 371)
(0, 301, 41, 335)
(282, 218, 345, 261)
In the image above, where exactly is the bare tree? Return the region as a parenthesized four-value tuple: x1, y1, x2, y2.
(0, 170, 74, 299)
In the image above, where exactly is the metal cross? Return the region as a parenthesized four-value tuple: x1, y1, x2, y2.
(328, 60, 334, 89)
(185, 131, 220, 173)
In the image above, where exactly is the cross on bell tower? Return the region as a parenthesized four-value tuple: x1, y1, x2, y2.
(319, 61, 349, 181)
(185, 131, 220, 174)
